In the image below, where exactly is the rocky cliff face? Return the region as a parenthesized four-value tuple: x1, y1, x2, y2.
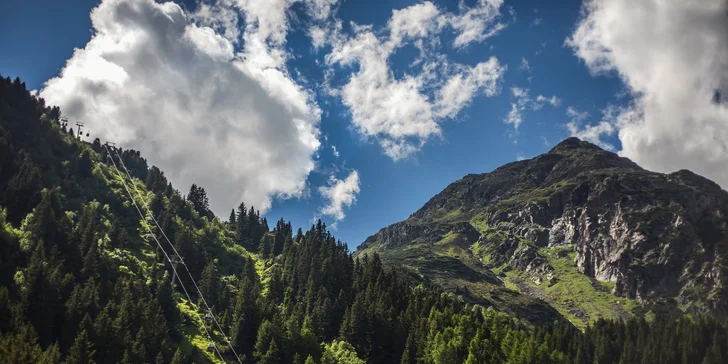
(358, 138, 728, 326)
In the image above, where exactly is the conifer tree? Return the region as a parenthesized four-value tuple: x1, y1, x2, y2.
(229, 208, 236, 226)
(64, 330, 96, 364)
(259, 340, 281, 364)
(187, 184, 211, 218)
(254, 319, 276, 361)
(170, 347, 187, 364)
(199, 261, 219, 308)
(2, 151, 42, 224)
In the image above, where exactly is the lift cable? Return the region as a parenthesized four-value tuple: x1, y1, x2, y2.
(103, 144, 227, 363)
(108, 145, 243, 364)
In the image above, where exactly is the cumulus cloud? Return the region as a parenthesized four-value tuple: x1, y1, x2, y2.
(318, 170, 360, 222)
(331, 145, 339, 158)
(565, 106, 616, 150)
(567, 0, 728, 186)
(445, 0, 507, 48)
(504, 87, 560, 130)
(322, 0, 507, 160)
(41, 0, 322, 215)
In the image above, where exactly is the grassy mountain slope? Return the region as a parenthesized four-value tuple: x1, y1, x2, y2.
(358, 137, 728, 328)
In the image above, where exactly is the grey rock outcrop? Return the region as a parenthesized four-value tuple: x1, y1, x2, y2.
(358, 137, 728, 320)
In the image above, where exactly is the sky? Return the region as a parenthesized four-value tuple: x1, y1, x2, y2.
(2, 0, 727, 248)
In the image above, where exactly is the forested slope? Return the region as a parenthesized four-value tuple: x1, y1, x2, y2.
(1, 74, 727, 364)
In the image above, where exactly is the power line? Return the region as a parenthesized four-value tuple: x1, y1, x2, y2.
(103, 144, 228, 363)
(104, 145, 226, 363)
(107, 144, 243, 364)
(111, 145, 243, 364)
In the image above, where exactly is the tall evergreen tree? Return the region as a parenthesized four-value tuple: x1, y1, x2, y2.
(229, 209, 236, 226)
(186, 184, 211, 218)
(64, 330, 96, 364)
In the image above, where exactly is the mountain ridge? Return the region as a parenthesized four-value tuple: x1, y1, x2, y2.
(358, 137, 728, 327)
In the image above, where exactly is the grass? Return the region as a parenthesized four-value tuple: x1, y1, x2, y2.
(435, 231, 459, 245)
(178, 297, 224, 363)
(433, 207, 465, 222)
(469, 214, 490, 233)
(494, 180, 573, 210)
(501, 247, 636, 328)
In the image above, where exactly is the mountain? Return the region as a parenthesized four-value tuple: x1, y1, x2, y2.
(2, 73, 728, 364)
(358, 137, 728, 327)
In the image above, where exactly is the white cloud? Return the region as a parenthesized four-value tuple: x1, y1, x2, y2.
(322, 0, 507, 160)
(318, 170, 360, 221)
(530, 18, 542, 27)
(445, 0, 507, 48)
(541, 136, 550, 147)
(505, 103, 523, 129)
(504, 87, 560, 130)
(331, 145, 339, 158)
(41, 0, 322, 215)
(567, 0, 728, 187)
(519, 57, 531, 72)
(566, 106, 589, 122)
(387, 1, 440, 46)
(565, 106, 616, 151)
(309, 26, 327, 49)
(435, 58, 504, 118)
(305, 0, 339, 20)
(536, 94, 561, 107)
(517, 153, 526, 161)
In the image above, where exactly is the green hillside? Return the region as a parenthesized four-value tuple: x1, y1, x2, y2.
(359, 137, 728, 329)
(1, 74, 727, 364)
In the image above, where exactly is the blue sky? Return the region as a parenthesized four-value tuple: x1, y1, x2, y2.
(2, 0, 726, 248)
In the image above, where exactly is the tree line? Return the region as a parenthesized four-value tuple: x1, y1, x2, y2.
(1, 74, 727, 364)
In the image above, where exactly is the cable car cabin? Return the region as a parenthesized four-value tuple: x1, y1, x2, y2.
(207, 343, 216, 352)
(204, 313, 213, 320)
(146, 234, 154, 240)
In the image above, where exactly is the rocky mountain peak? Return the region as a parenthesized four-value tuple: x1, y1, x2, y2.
(547, 137, 602, 154)
(359, 137, 728, 326)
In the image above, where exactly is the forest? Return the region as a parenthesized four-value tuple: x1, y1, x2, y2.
(1, 74, 727, 364)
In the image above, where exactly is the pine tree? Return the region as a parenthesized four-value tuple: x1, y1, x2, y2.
(93, 305, 116, 364)
(400, 332, 416, 364)
(2, 151, 42, 224)
(259, 340, 281, 364)
(232, 277, 261, 355)
(199, 261, 219, 308)
(64, 330, 96, 364)
(170, 347, 187, 364)
(236, 202, 247, 244)
(187, 184, 211, 218)
(259, 234, 274, 259)
(77, 150, 93, 179)
(254, 320, 276, 361)
(229, 209, 236, 226)
(701, 331, 726, 364)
